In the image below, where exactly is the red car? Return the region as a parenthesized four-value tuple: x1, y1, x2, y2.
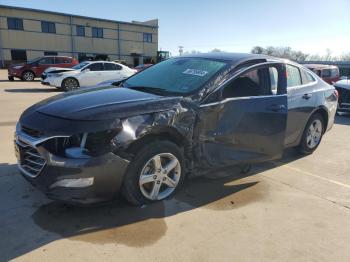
(134, 63, 153, 72)
(8, 56, 78, 81)
(304, 64, 340, 85)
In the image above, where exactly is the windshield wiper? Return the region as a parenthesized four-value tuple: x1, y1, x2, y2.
(126, 86, 179, 96)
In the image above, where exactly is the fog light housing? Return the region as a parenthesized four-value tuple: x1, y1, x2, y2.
(50, 177, 94, 188)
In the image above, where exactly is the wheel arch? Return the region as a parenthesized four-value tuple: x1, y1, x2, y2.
(311, 106, 329, 133)
(22, 70, 36, 78)
(125, 126, 189, 156)
(62, 76, 80, 87)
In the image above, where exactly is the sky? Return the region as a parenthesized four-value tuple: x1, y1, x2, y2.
(1, 0, 350, 56)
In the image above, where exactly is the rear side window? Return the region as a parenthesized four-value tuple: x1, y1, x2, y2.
(286, 65, 301, 87)
(300, 69, 316, 84)
(88, 63, 104, 71)
(55, 57, 70, 64)
(104, 63, 122, 71)
(38, 57, 55, 64)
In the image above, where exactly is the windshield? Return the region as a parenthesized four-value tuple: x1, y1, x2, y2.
(27, 57, 42, 64)
(124, 57, 228, 95)
(72, 62, 90, 70)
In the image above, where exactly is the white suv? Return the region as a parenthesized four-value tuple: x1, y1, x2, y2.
(42, 61, 137, 91)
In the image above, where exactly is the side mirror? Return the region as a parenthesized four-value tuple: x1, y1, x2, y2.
(82, 68, 90, 73)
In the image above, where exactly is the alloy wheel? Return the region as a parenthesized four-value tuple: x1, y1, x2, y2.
(139, 153, 181, 201)
(23, 72, 34, 81)
(64, 78, 79, 90)
(306, 119, 323, 149)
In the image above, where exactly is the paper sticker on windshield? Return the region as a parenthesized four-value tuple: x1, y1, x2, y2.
(183, 69, 208, 77)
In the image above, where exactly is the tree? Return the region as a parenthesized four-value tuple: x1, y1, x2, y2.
(250, 46, 309, 62)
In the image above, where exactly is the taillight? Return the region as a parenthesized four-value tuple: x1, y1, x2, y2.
(334, 89, 339, 99)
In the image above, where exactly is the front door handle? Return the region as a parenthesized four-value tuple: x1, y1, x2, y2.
(267, 104, 286, 112)
(302, 93, 312, 100)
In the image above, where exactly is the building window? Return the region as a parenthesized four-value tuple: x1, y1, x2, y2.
(76, 25, 85, 37)
(44, 51, 58, 56)
(11, 50, 27, 61)
(41, 21, 56, 33)
(143, 33, 152, 43)
(92, 27, 103, 38)
(7, 17, 23, 30)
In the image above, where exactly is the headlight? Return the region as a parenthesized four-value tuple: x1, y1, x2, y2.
(52, 73, 63, 77)
(13, 66, 23, 69)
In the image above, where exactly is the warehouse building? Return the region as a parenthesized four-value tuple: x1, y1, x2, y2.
(0, 5, 158, 68)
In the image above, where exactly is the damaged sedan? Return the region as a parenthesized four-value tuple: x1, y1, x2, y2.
(14, 53, 337, 205)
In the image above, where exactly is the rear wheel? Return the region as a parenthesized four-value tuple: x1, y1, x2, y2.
(61, 77, 79, 91)
(122, 140, 184, 205)
(21, 71, 35, 81)
(298, 113, 324, 154)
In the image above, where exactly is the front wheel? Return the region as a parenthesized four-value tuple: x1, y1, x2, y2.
(122, 140, 185, 205)
(61, 77, 79, 91)
(21, 71, 35, 81)
(298, 113, 324, 154)
(8, 76, 14, 81)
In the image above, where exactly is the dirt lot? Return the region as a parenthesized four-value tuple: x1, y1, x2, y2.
(0, 69, 350, 262)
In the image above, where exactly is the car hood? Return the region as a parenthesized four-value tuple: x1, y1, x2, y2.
(335, 79, 350, 90)
(21, 87, 182, 121)
(45, 67, 77, 74)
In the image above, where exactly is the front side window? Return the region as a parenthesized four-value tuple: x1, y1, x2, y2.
(76, 25, 85, 37)
(41, 21, 56, 33)
(286, 65, 301, 87)
(222, 66, 279, 98)
(38, 57, 55, 64)
(92, 27, 103, 38)
(87, 63, 104, 71)
(7, 17, 23, 30)
(124, 57, 228, 95)
(143, 33, 152, 43)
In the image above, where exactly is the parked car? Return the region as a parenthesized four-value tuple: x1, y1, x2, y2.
(134, 63, 153, 72)
(8, 56, 78, 81)
(15, 53, 337, 205)
(41, 61, 136, 91)
(334, 79, 350, 113)
(304, 64, 340, 85)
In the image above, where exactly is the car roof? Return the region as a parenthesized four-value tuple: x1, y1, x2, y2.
(180, 52, 280, 64)
(303, 64, 338, 70)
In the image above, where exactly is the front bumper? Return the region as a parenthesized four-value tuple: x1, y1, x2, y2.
(335, 86, 350, 113)
(40, 76, 62, 88)
(8, 68, 22, 78)
(15, 131, 130, 204)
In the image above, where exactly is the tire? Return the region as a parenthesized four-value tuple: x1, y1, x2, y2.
(21, 71, 35, 81)
(298, 113, 324, 154)
(61, 77, 79, 91)
(122, 140, 185, 206)
(8, 76, 14, 81)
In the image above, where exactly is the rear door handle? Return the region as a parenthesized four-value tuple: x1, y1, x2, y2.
(302, 93, 312, 100)
(267, 104, 286, 112)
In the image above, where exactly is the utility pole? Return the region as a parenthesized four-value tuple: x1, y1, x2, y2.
(178, 46, 184, 56)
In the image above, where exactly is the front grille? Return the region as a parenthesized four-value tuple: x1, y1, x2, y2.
(21, 125, 43, 138)
(17, 139, 46, 177)
(41, 73, 47, 80)
(335, 86, 350, 104)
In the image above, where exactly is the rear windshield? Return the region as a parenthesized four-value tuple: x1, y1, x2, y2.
(124, 57, 228, 94)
